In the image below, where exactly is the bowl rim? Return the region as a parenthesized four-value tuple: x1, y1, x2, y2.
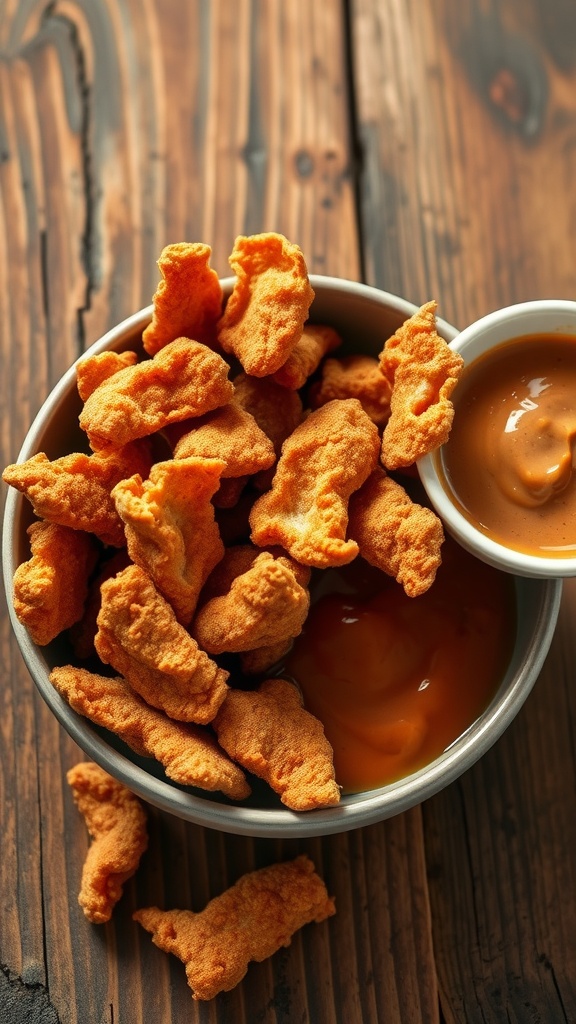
(2, 278, 563, 837)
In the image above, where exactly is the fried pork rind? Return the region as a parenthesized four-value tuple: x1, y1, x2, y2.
(169, 402, 275, 478)
(111, 457, 226, 625)
(142, 242, 223, 355)
(12, 521, 98, 645)
(217, 233, 315, 377)
(133, 855, 335, 1000)
(379, 300, 464, 469)
(2, 441, 153, 547)
(233, 372, 303, 491)
(271, 324, 342, 390)
(214, 679, 340, 811)
(348, 466, 444, 597)
(309, 353, 392, 427)
(53, 667, 250, 800)
(249, 398, 380, 567)
(76, 350, 139, 401)
(95, 565, 228, 723)
(79, 338, 234, 452)
(67, 761, 148, 924)
(69, 549, 132, 659)
(193, 545, 310, 655)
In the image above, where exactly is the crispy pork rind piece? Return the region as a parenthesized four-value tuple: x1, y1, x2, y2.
(216, 233, 315, 377)
(12, 521, 99, 646)
(94, 565, 228, 724)
(111, 457, 226, 625)
(142, 242, 223, 355)
(271, 324, 342, 390)
(52, 668, 250, 800)
(309, 353, 392, 427)
(348, 466, 445, 597)
(379, 300, 464, 469)
(67, 761, 148, 924)
(192, 547, 310, 655)
(76, 350, 139, 402)
(79, 338, 234, 452)
(249, 398, 380, 568)
(169, 402, 276, 478)
(233, 372, 303, 491)
(213, 679, 340, 811)
(69, 549, 132, 659)
(133, 855, 335, 1001)
(2, 441, 153, 547)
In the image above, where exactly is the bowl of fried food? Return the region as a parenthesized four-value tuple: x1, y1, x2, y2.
(2, 234, 562, 838)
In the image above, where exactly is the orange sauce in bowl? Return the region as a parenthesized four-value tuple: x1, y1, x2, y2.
(284, 539, 516, 792)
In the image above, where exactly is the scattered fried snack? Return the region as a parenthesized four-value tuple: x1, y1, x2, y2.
(53, 667, 250, 799)
(69, 549, 132, 659)
(233, 371, 303, 491)
(217, 233, 315, 376)
(12, 521, 99, 645)
(142, 242, 223, 355)
(76, 350, 139, 402)
(379, 301, 464, 469)
(3, 441, 152, 547)
(169, 402, 275, 478)
(271, 324, 342, 390)
(249, 398, 380, 567)
(133, 855, 335, 1000)
(348, 466, 445, 597)
(309, 353, 392, 427)
(193, 549, 309, 655)
(95, 565, 228, 723)
(67, 761, 148, 924)
(111, 457, 226, 625)
(79, 338, 234, 451)
(214, 679, 340, 811)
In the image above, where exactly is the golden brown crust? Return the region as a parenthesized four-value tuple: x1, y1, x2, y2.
(249, 398, 380, 567)
(67, 761, 148, 924)
(133, 855, 335, 1000)
(12, 521, 99, 645)
(348, 466, 445, 597)
(69, 549, 132, 659)
(213, 679, 340, 810)
(379, 301, 464, 469)
(95, 565, 228, 723)
(170, 402, 275, 478)
(232, 371, 303, 491)
(76, 350, 139, 402)
(52, 668, 250, 799)
(217, 233, 315, 376)
(271, 324, 342, 390)
(309, 353, 392, 427)
(142, 242, 223, 355)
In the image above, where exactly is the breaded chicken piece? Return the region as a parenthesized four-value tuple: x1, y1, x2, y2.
(249, 399, 380, 567)
(379, 301, 464, 469)
(76, 350, 139, 401)
(52, 667, 250, 799)
(217, 233, 315, 377)
(169, 402, 275, 478)
(79, 338, 234, 451)
(233, 371, 303, 491)
(95, 565, 228, 723)
(142, 242, 223, 355)
(67, 761, 148, 924)
(111, 457, 226, 625)
(193, 550, 309, 655)
(3, 441, 152, 547)
(348, 467, 445, 597)
(214, 679, 340, 810)
(197, 543, 311, 604)
(69, 549, 132, 659)
(133, 855, 335, 1000)
(12, 521, 99, 645)
(271, 324, 342, 390)
(309, 354, 392, 427)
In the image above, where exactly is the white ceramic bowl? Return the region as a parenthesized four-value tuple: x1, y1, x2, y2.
(2, 280, 562, 837)
(419, 299, 576, 578)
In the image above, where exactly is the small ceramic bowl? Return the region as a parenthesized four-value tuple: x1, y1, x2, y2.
(2, 280, 562, 837)
(418, 299, 576, 578)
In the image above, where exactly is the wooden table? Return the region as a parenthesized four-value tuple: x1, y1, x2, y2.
(2, 2, 576, 1021)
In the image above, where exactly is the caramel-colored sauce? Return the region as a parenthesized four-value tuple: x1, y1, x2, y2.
(441, 333, 576, 556)
(284, 540, 516, 792)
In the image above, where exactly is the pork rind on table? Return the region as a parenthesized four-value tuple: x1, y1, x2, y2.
(133, 855, 335, 1001)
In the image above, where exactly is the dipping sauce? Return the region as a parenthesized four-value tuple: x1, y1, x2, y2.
(284, 539, 516, 792)
(441, 333, 576, 556)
